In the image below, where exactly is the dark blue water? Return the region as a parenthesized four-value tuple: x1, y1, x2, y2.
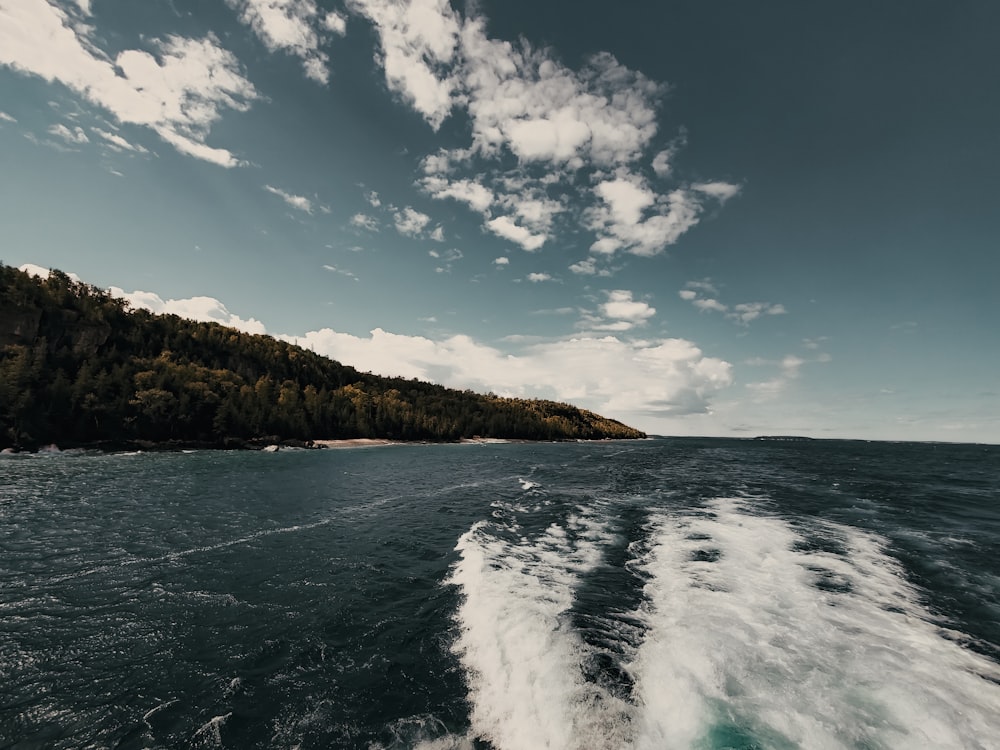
(1, 439, 998, 749)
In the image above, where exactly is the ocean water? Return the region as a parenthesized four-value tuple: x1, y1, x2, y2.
(1, 438, 998, 749)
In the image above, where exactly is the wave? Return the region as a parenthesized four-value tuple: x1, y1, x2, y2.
(444, 496, 1000, 750)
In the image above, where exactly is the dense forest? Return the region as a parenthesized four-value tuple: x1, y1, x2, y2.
(0, 264, 645, 449)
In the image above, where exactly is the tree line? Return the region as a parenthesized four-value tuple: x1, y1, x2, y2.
(0, 264, 645, 449)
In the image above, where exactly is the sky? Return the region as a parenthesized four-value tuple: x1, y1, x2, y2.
(2, 0, 998, 443)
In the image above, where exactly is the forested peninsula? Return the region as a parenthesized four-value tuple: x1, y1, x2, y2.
(0, 265, 645, 450)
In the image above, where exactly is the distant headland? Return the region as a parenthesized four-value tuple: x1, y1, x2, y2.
(752, 435, 816, 441)
(0, 264, 645, 451)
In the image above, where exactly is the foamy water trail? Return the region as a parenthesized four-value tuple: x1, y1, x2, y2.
(447, 495, 1000, 750)
(448, 486, 633, 749)
(631, 497, 1000, 749)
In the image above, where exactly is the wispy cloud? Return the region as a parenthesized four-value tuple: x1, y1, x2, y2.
(48, 123, 89, 144)
(92, 127, 148, 153)
(429, 247, 463, 272)
(264, 184, 314, 213)
(225, 0, 345, 84)
(322, 264, 358, 281)
(679, 280, 786, 326)
(0, 0, 257, 166)
(0, 111, 16, 123)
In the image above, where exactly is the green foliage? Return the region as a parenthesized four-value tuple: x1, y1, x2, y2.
(0, 264, 646, 448)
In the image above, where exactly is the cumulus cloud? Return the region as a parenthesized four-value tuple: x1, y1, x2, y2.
(494, 256, 509, 266)
(0, 1, 257, 166)
(526, 272, 551, 283)
(692, 181, 741, 202)
(18, 263, 81, 282)
(226, 0, 344, 84)
(587, 176, 708, 256)
(602, 289, 655, 323)
(350, 213, 379, 231)
(349, 0, 462, 129)
(393, 206, 432, 236)
(264, 184, 313, 213)
(350, 3, 736, 262)
(283, 327, 732, 418)
(109, 287, 267, 335)
(486, 215, 546, 251)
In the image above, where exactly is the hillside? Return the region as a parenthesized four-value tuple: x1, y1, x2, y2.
(0, 265, 645, 449)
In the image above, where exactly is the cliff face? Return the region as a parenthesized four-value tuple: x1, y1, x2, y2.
(0, 306, 42, 347)
(0, 305, 109, 356)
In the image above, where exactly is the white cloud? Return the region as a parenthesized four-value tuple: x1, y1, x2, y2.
(569, 258, 596, 275)
(526, 272, 551, 283)
(727, 302, 786, 325)
(358, 3, 733, 261)
(364, 189, 382, 207)
(18, 263, 81, 282)
(744, 352, 825, 400)
(651, 142, 681, 177)
(486, 215, 546, 251)
(284, 327, 732, 418)
(324, 10, 347, 35)
(692, 181, 741, 202)
(679, 281, 786, 325)
(0, 1, 257, 166)
(0, 111, 16, 123)
(429, 247, 463, 272)
(393, 206, 432, 236)
(429, 225, 445, 242)
(48, 123, 89, 144)
(226, 0, 342, 84)
(421, 175, 494, 213)
(350, 213, 379, 231)
(109, 287, 267, 335)
(264, 184, 313, 213)
(693, 298, 727, 313)
(494, 256, 509, 266)
(684, 279, 718, 295)
(322, 264, 358, 280)
(587, 180, 704, 256)
(601, 289, 655, 324)
(350, 0, 461, 129)
(92, 127, 147, 152)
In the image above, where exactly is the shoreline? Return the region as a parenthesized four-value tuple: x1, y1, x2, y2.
(0, 435, 645, 455)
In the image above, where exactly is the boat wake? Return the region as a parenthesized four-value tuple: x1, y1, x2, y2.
(440, 493, 1000, 750)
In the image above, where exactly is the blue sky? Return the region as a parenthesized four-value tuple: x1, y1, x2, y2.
(2, 0, 998, 442)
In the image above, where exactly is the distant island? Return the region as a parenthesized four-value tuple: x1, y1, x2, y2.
(0, 264, 645, 451)
(752, 435, 815, 441)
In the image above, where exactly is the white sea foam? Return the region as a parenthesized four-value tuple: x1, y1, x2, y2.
(447, 496, 1000, 750)
(631, 497, 1000, 750)
(448, 509, 632, 750)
